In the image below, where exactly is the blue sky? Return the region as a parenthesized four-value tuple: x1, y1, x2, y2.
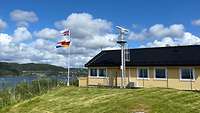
(1, 0, 200, 32)
(1, 0, 200, 34)
(0, 0, 200, 67)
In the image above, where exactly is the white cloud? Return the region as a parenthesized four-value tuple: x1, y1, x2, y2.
(128, 29, 148, 40)
(55, 13, 116, 49)
(149, 24, 169, 37)
(128, 24, 185, 41)
(0, 33, 12, 45)
(13, 27, 32, 43)
(143, 37, 176, 47)
(10, 9, 38, 27)
(0, 19, 7, 31)
(54, 20, 67, 30)
(55, 13, 112, 39)
(0, 13, 117, 67)
(52, 13, 118, 67)
(176, 32, 200, 45)
(2, 11, 200, 68)
(74, 34, 117, 49)
(141, 32, 200, 47)
(192, 19, 200, 26)
(0, 35, 68, 67)
(149, 24, 184, 38)
(34, 28, 59, 39)
(129, 23, 200, 48)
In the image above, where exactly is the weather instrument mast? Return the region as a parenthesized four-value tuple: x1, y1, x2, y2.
(116, 26, 128, 88)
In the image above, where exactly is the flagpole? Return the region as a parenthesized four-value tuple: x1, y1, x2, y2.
(67, 47, 70, 86)
(67, 30, 70, 86)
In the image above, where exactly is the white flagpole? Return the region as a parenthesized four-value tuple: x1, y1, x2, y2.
(67, 47, 70, 86)
(67, 30, 70, 86)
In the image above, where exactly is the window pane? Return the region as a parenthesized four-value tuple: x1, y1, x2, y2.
(90, 69, 97, 76)
(181, 68, 193, 79)
(155, 68, 166, 79)
(99, 69, 106, 77)
(139, 68, 148, 78)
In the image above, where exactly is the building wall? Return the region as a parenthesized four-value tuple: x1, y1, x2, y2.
(78, 77, 88, 87)
(85, 66, 200, 90)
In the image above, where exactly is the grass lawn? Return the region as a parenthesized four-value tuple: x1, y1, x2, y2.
(1, 87, 200, 113)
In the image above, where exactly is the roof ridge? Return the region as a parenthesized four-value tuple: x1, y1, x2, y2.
(102, 44, 200, 52)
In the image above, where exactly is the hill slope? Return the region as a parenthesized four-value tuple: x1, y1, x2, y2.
(0, 62, 87, 76)
(0, 62, 66, 76)
(1, 87, 200, 113)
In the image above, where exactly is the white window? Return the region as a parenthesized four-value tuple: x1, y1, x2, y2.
(99, 68, 106, 77)
(180, 68, 195, 80)
(137, 68, 149, 79)
(154, 68, 167, 80)
(89, 68, 107, 77)
(90, 68, 97, 77)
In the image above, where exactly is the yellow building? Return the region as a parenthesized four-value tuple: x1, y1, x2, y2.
(80, 45, 200, 90)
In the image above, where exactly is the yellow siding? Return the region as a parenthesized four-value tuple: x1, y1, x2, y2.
(78, 77, 88, 87)
(84, 66, 200, 90)
(88, 77, 109, 86)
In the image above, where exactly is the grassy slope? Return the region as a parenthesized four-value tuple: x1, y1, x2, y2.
(1, 87, 200, 113)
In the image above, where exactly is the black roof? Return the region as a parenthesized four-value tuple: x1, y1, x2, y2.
(85, 45, 200, 67)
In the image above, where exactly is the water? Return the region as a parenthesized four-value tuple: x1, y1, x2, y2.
(0, 75, 71, 90)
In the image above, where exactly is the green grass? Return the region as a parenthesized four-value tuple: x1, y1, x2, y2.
(1, 87, 200, 113)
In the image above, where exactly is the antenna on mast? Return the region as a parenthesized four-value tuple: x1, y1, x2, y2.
(116, 26, 128, 88)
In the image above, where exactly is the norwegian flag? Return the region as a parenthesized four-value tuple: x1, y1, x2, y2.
(61, 30, 70, 36)
(56, 40, 70, 48)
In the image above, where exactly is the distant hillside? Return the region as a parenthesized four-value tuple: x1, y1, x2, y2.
(0, 62, 87, 76)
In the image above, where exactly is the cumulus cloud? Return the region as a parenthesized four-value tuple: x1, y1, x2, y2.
(0, 13, 118, 67)
(142, 37, 177, 47)
(0, 33, 12, 45)
(54, 20, 67, 30)
(0, 19, 7, 31)
(192, 19, 200, 26)
(2, 11, 200, 68)
(55, 13, 117, 50)
(128, 24, 185, 40)
(177, 32, 200, 45)
(0, 33, 68, 67)
(3, 11, 200, 68)
(13, 27, 32, 43)
(10, 9, 38, 27)
(141, 32, 200, 47)
(53, 13, 118, 67)
(34, 28, 59, 39)
(128, 29, 148, 41)
(149, 24, 184, 37)
(128, 23, 200, 48)
(55, 13, 112, 39)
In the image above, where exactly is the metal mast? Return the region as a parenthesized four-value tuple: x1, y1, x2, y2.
(116, 26, 128, 88)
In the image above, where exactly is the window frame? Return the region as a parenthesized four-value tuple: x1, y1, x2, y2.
(154, 67, 167, 80)
(137, 67, 149, 80)
(98, 68, 107, 78)
(179, 67, 195, 81)
(89, 68, 98, 77)
(89, 67, 107, 78)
